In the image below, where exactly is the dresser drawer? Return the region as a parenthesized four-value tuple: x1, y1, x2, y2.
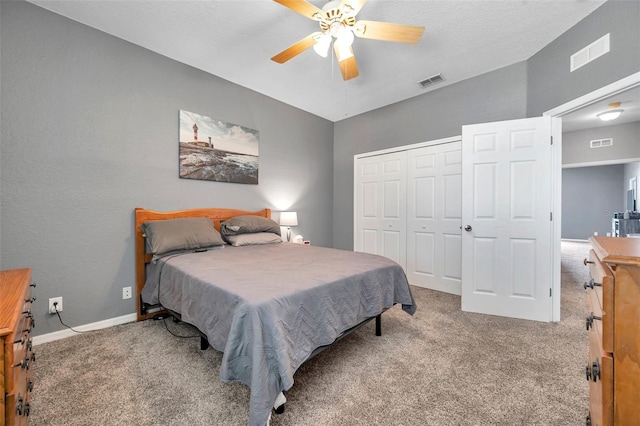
(586, 250, 614, 353)
(587, 315, 613, 426)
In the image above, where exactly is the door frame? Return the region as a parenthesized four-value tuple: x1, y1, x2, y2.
(544, 71, 640, 321)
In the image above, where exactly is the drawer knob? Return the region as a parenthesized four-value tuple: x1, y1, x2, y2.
(30, 281, 37, 288)
(585, 313, 602, 330)
(16, 396, 24, 416)
(586, 413, 591, 426)
(14, 336, 25, 345)
(17, 356, 30, 370)
(591, 360, 601, 382)
(583, 279, 602, 290)
(24, 402, 31, 417)
(27, 379, 34, 392)
(583, 258, 594, 266)
(585, 364, 592, 381)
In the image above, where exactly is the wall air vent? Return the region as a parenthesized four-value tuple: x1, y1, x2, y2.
(571, 34, 610, 72)
(590, 138, 613, 149)
(417, 73, 444, 88)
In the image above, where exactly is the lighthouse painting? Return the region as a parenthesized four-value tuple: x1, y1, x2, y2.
(179, 110, 259, 184)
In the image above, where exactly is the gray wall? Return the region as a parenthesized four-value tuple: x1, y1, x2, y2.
(333, 0, 640, 250)
(527, 0, 640, 116)
(561, 165, 624, 239)
(563, 121, 640, 165)
(0, 1, 334, 336)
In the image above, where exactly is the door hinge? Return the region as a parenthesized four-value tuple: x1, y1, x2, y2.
(550, 212, 553, 221)
(550, 288, 552, 297)
(550, 136, 553, 145)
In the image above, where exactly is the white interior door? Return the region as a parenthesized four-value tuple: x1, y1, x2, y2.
(354, 151, 406, 268)
(407, 142, 462, 294)
(461, 117, 553, 322)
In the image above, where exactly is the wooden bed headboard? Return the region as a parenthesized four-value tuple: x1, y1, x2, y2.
(134, 207, 271, 321)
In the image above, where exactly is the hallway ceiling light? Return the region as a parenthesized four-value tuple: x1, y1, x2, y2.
(597, 102, 623, 121)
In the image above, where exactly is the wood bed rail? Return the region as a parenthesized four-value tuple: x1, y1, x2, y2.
(134, 207, 271, 321)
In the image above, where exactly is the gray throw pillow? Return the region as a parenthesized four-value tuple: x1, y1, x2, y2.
(220, 215, 281, 236)
(140, 217, 225, 256)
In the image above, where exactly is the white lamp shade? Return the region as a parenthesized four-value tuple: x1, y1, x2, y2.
(336, 26, 354, 47)
(313, 34, 332, 58)
(279, 211, 298, 227)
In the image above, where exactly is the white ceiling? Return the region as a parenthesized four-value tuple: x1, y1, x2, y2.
(28, 0, 607, 122)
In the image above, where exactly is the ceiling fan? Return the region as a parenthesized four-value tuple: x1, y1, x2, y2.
(271, 0, 425, 81)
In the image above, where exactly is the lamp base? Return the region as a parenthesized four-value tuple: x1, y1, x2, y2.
(286, 227, 291, 242)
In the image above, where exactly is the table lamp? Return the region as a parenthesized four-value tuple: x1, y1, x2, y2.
(279, 211, 298, 242)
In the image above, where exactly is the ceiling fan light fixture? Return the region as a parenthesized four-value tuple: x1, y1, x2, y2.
(597, 109, 623, 121)
(271, 0, 426, 80)
(335, 25, 354, 47)
(313, 33, 332, 57)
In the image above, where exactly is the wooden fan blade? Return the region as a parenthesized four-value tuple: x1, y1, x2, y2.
(339, 0, 367, 16)
(334, 43, 359, 80)
(354, 20, 424, 44)
(273, 0, 325, 21)
(271, 32, 322, 64)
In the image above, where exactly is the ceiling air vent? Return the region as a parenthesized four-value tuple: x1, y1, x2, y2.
(590, 138, 613, 149)
(417, 73, 444, 88)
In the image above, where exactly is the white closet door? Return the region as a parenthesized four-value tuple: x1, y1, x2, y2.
(406, 142, 462, 294)
(354, 151, 406, 268)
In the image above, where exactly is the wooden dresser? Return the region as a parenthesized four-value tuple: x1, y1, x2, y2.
(0, 268, 36, 426)
(584, 237, 640, 426)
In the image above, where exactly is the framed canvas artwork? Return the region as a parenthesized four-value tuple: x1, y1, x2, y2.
(179, 110, 259, 184)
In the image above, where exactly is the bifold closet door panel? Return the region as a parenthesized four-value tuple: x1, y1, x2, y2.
(354, 151, 407, 269)
(406, 142, 462, 294)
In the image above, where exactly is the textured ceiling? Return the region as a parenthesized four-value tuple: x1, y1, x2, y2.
(28, 0, 607, 122)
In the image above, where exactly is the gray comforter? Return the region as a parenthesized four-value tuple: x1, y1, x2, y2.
(142, 242, 416, 426)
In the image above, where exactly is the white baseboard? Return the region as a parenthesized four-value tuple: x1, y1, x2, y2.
(561, 238, 589, 242)
(33, 313, 137, 346)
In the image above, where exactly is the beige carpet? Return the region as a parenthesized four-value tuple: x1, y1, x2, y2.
(31, 241, 591, 425)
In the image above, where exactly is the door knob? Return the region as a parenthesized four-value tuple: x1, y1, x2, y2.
(464, 225, 472, 232)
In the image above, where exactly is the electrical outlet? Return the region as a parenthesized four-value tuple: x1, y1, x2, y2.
(122, 286, 132, 300)
(49, 297, 63, 314)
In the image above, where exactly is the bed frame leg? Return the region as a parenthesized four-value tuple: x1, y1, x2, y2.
(375, 314, 381, 336)
(200, 336, 209, 350)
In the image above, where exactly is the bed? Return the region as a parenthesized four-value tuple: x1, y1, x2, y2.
(134, 207, 416, 426)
